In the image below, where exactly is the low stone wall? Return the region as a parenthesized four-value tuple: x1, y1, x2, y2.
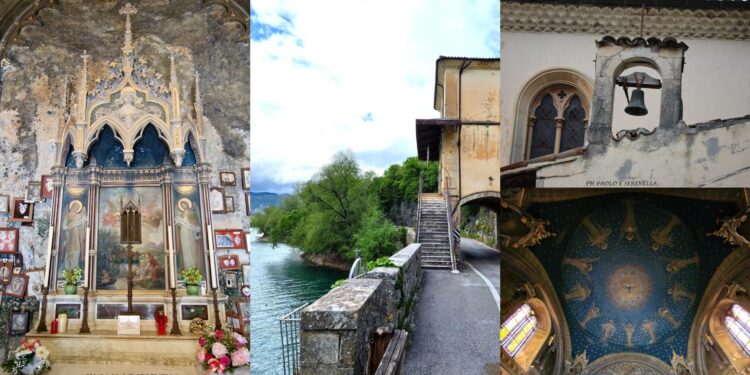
(298, 244, 422, 375)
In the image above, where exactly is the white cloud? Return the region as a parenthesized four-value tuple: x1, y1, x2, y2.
(251, 0, 499, 193)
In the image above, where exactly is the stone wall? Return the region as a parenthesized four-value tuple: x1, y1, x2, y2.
(299, 244, 422, 375)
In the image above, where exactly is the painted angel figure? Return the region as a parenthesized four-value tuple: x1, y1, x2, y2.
(600, 320, 616, 344)
(581, 216, 612, 250)
(175, 198, 203, 272)
(61, 200, 87, 271)
(562, 256, 598, 276)
(666, 255, 699, 274)
(564, 283, 591, 302)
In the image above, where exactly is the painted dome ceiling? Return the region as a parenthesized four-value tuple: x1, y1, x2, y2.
(525, 193, 738, 365)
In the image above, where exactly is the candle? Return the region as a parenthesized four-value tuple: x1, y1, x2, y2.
(43, 226, 54, 288)
(83, 226, 91, 288)
(57, 313, 68, 333)
(167, 225, 175, 288)
(207, 224, 217, 288)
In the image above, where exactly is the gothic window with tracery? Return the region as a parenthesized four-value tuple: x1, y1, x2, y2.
(526, 87, 588, 159)
(501, 304, 538, 357)
(725, 304, 750, 356)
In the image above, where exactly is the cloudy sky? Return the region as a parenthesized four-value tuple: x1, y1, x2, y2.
(250, 0, 500, 193)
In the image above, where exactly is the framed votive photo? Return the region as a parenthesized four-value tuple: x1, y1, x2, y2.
(0, 228, 19, 254)
(214, 229, 246, 250)
(218, 255, 241, 271)
(10, 198, 33, 223)
(8, 310, 30, 336)
(209, 187, 226, 214)
(4, 273, 28, 299)
(220, 171, 236, 186)
(25, 181, 42, 202)
(41, 175, 54, 199)
(224, 196, 235, 213)
(241, 167, 250, 190)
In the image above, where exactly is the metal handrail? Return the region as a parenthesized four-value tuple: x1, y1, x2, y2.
(444, 176, 459, 274)
(279, 303, 309, 375)
(348, 250, 368, 279)
(416, 172, 424, 242)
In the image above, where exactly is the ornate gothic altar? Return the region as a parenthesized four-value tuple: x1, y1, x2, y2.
(33, 2, 231, 336)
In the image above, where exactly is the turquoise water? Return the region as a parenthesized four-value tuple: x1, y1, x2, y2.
(250, 229, 346, 374)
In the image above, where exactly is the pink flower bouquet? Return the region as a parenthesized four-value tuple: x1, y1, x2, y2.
(196, 328, 249, 374)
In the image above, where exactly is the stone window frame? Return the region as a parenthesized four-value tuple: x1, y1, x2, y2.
(502, 298, 552, 372)
(509, 68, 593, 164)
(710, 299, 750, 372)
(525, 85, 590, 160)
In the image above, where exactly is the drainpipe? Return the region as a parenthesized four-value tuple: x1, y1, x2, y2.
(456, 59, 471, 219)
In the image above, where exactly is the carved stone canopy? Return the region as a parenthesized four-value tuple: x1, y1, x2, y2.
(63, 3, 205, 169)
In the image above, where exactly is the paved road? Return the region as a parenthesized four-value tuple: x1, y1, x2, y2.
(403, 238, 500, 375)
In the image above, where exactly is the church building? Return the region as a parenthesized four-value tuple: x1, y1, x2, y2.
(500, 1, 750, 375)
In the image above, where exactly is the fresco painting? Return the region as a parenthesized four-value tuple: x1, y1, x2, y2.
(96, 186, 165, 290)
(173, 185, 205, 281)
(56, 186, 89, 282)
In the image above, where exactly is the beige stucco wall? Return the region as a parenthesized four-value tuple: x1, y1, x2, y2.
(500, 31, 750, 166)
(438, 67, 500, 199)
(534, 119, 750, 187)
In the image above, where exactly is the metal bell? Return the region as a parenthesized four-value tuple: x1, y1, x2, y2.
(625, 88, 648, 116)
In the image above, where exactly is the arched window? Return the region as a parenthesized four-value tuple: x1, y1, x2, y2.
(501, 304, 538, 357)
(725, 304, 750, 356)
(526, 86, 589, 160)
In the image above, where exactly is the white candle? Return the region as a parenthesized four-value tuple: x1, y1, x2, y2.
(207, 224, 217, 288)
(43, 226, 54, 288)
(83, 226, 91, 288)
(167, 225, 175, 288)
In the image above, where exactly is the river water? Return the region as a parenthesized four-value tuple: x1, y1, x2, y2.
(249, 229, 346, 374)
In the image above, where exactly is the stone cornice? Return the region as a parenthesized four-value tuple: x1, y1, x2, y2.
(501, 2, 750, 40)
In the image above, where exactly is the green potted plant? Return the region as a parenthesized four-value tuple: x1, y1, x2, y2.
(62, 268, 82, 295)
(182, 267, 202, 296)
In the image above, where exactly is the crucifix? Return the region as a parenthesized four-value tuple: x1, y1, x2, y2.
(633, 4, 655, 38)
(120, 198, 142, 314)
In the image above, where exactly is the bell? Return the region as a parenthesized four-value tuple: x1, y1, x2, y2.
(625, 88, 648, 116)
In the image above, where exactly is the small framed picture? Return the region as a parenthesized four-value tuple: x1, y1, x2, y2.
(220, 172, 236, 186)
(4, 273, 28, 299)
(241, 167, 250, 190)
(0, 195, 9, 214)
(209, 187, 226, 214)
(240, 284, 250, 301)
(244, 192, 251, 216)
(225, 272, 238, 289)
(10, 198, 33, 223)
(218, 255, 241, 271)
(0, 260, 12, 285)
(239, 302, 250, 322)
(226, 313, 244, 334)
(41, 175, 54, 199)
(0, 228, 19, 254)
(214, 229, 246, 250)
(12, 267, 21, 274)
(224, 196, 235, 213)
(55, 303, 82, 319)
(8, 311, 30, 336)
(25, 181, 42, 202)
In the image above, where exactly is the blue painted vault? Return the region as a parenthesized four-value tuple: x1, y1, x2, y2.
(525, 193, 738, 364)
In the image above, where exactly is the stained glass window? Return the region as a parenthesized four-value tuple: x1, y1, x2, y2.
(726, 304, 750, 356)
(501, 304, 538, 357)
(529, 95, 556, 159)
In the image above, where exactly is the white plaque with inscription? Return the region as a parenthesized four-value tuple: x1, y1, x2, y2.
(117, 315, 141, 335)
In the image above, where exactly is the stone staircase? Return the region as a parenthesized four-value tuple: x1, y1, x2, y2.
(417, 193, 453, 269)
